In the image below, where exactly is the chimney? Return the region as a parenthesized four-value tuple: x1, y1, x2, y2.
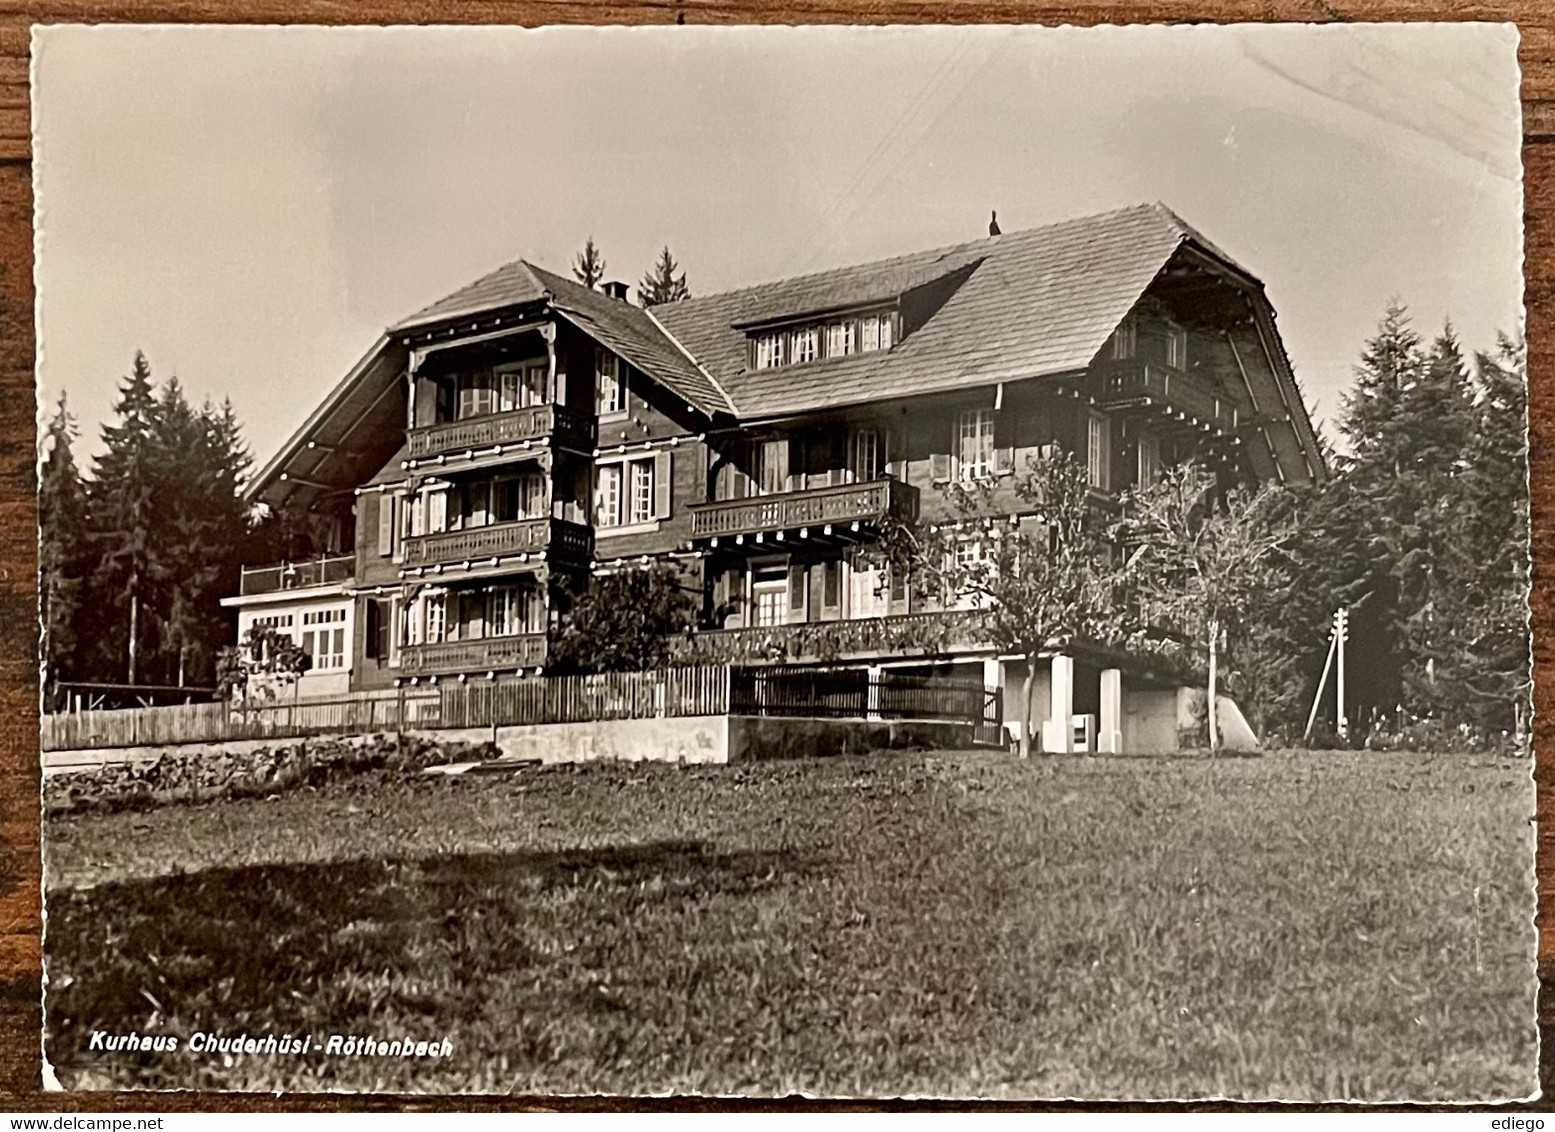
(602, 280, 629, 301)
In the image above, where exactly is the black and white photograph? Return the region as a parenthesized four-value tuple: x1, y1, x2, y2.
(33, 22, 1533, 1099)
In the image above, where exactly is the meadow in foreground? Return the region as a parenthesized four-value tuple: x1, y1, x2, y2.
(44, 748, 1536, 1099)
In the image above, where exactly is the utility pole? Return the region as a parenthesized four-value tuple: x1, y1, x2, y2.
(1334, 606, 1349, 742)
(1303, 626, 1337, 743)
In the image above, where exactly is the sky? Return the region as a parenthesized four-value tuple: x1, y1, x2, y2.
(32, 22, 1523, 470)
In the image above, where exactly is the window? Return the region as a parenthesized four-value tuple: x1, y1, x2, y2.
(595, 457, 659, 528)
(950, 540, 989, 610)
(596, 348, 624, 415)
(752, 311, 893, 369)
(486, 587, 518, 637)
(861, 313, 893, 352)
(254, 614, 293, 630)
(595, 463, 623, 527)
(849, 428, 880, 482)
(757, 439, 789, 496)
(498, 360, 550, 411)
(826, 321, 856, 358)
(1088, 413, 1111, 491)
(407, 486, 448, 538)
(957, 409, 995, 481)
(755, 332, 786, 370)
(792, 326, 819, 365)
(752, 586, 786, 627)
(457, 372, 497, 419)
(1137, 433, 1161, 486)
(301, 609, 348, 671)
(1166, 323, 1188, 370)
(423, 592, 447, 644)
(848, 560, 884, 620)
(1111, 316, 1137, 361)
(630, 459, 655, 525)
(518, 472, 546, 519)
(483, 585, 543, 637)
(522, 361, 550, 407)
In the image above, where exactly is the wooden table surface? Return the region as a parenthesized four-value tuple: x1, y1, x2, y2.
(0, 0, 1547, 1109)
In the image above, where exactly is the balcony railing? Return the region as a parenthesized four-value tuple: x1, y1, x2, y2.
(406, 404, 594, 462)
(400, 633, 549, 676)
(402, 517, 592, 570)
(689, 477, 918, 541)
(238, 554, 355, 597)
(672, 609, 990, 666)
(1091, 361, 1240, 432)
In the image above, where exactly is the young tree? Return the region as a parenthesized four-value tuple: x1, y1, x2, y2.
(38, 395, 87, 708)
(636, 246, 691, 306)
(549, 566, 698, 674)
(572, 237, 606, 290)
(1119, 463, 1297, 752)
(871, 448, 1123, 757)
(216, 624, 311, 702)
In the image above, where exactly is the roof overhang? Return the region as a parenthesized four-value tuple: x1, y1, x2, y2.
(247, 334, 411, 513)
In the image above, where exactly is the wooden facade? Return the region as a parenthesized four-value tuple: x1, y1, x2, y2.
(228, 206, 1326, 692)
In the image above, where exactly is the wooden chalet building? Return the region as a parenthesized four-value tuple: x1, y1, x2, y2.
(224, 203, 1324, 750)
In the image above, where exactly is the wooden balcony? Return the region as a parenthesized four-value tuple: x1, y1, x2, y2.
(238, 554, 355, 597)
(402, 517, 592, 570)
(406, 404, 594, 463)
(672, 609, 991, 665)
(400, 633, 549, 676)
(1088, 361, 1240, 433)
(689, 477, 917, 542)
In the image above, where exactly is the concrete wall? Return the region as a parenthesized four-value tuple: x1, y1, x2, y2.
(456, 714, 732, 765)
(1122, 688, 1181, 755)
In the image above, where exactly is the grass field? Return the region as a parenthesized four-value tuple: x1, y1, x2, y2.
(43, 748, 1536, 1100)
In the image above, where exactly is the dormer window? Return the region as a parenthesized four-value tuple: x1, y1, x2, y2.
(826, 320, 856, 357)
(755, 331, 786, 370)
(793, 326, 819, 365)
(861, 313, 893, 352)
(747, 308, 896, 371)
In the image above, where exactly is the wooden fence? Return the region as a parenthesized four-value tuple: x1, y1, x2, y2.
(42, 663, 996, 752)
(440, 665, 732, 728)
(40, 689, 440, 752)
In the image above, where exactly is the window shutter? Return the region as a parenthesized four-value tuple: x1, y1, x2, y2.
(930, 453, 952, 484)
(822, 560, 841, 614)
(364, 599, 380, 659)
(377, 494, 396, 557)
(787, 564, 808, 623)
(994, 447, 1015, 475)
(654, 451, 673, 518)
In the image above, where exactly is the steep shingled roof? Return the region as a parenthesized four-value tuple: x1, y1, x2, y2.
(650, 202, 1229, 417)
(390, 260, 550, 332)
(523, 265, 734, 416)
(390, 259, 734, 417)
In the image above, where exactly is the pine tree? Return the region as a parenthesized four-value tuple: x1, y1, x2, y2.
(79, 354, 256, 690)
(636, 246, 691, 307)
(88, 351, 158, 684)
(572, 237, 606, 290)
(38, 395, 87, 708)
